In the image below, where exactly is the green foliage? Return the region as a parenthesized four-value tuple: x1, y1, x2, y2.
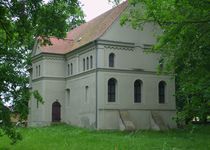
(33, 90, 44, 104)
(108, 0, 122, 6)
(1, 124, 210, 149)
(0, 0, 84, 143)
(122, 0, 210, 124)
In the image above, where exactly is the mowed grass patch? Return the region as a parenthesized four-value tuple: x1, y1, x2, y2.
(0, 124, 210, 150)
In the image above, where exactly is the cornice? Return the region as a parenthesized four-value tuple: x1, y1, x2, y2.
(97, 39, 134, 51)
(98, 108, 176, 111)
(32, 53, 65, 63)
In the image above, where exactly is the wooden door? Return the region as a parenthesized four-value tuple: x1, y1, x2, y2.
(52, 102, 61, 122)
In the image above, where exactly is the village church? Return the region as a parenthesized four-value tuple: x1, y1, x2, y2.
(28, 1, 176, 130)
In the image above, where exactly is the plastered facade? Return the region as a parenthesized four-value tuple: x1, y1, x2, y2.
(28, 17, 176, 129)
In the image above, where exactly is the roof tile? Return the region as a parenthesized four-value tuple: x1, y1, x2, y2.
(40, 1, 128, 54)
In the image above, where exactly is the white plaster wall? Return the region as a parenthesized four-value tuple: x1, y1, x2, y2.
(42, 79, 65, 123)
(28, 80, 46, 126)
(98, 71, 175, 109)
(29, 13, 176, 130)
(28, 79, 66, 126)
(64, 72, 96, 128)
(65, 48, 96, 76)
(66, 57, 78, 76)
(98, 110, 176, 130)
(101, 17, 161, 46)
(97, 71, 176, 129)
(97, 46, 160, 72)
(43, 58, 65, 77)
(32, 60, 43, 80)
(99, 17, 162, 72)
(78, 49, 95, 73)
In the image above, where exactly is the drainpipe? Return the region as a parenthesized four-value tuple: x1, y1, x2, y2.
(95, 40, 98, 129)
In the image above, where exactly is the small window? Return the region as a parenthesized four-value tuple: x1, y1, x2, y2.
(90, 56, 93, 69)
(38, 65, 41, 76)
(35, 66, 38, 77)
(108, 78, 117, 102)
(134, 80, 142, 103)
(109, 53, 115, 67)
(37, 100, 39, 108)
(67, 64, 70, 75)
(159, 81, 166, 103)
(83, 58, 85, 71)
(70, 63, 73, 75)
(85, 86, 89, 103)
(86, 57, 89, 70)
(159, 58, 164, 70)
(66, 89, 70, 105)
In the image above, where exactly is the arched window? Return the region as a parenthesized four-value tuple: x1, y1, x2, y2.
(36, 66, 38, 77)
(70, 63, 73, 75)
(38, 65, 41, 76)
(66, 89, 70, 105)
(134, 80, 142, 103)
(159, 81, 166, 103)
(108, 78, 117, 102)
(83, 58, 85, 71)
(67, 64, 70, 75)
(87, 57, 89, 70)
(159, 58, 164, 70)
(90, 56, 93, 69)
(109, 53, 115, 67)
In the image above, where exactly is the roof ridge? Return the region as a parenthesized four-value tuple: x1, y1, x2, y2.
(84, 0, 128, 24)
(67, 1, 128, 40)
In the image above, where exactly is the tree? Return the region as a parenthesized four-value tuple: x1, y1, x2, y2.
(0, 0, 84, 143)
(108, 0, 122, 6)
(121, 0, 210, 124)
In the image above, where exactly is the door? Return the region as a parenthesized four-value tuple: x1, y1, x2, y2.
(52, 102, 61, 122)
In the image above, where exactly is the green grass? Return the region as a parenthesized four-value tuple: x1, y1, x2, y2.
(1, 124, 210, 150)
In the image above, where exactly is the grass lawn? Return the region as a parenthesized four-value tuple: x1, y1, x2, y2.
(0, 124, 210, 150)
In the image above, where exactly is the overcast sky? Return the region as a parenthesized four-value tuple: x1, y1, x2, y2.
(79, 0, 113, 21)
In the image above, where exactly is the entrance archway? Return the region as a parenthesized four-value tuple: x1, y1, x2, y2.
(52, 101, 61, 122)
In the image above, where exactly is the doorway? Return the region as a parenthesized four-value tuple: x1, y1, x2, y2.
(52, 101, 61, 122)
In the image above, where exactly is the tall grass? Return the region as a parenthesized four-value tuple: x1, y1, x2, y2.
(1, 124, 210, 150)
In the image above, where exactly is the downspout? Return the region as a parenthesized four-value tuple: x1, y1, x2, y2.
(95, 40, 98, 129)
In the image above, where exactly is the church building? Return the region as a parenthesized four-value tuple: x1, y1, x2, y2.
(28, 1, 176, 130)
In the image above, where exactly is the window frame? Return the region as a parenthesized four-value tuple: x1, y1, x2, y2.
(134, 80, 142, 103)
(83, 58, 85, 71)
(67, 64, 70, 76)
(70, 63, 73, 75)
(86, 57, 89, 70)
(108, 78, 117, 102)
(109, 53, 115, 67)
(158, 81, 166, 104)
(90, 56, 93, 69)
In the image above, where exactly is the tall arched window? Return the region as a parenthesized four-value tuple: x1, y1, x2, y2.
(66, 89, 70, 106)
(108, 78, 117, 102)
(159, 58, 164, 70)
(67, 64, 70, 75)
(159, 81, 166, 103)
(134, 80, 142, 103)
(70, 63, 73, 75)
(109, 53, 115, 67)
(83, 58, 85, 71)
(90, 56, 93, 69)
(86, 57, 89, 70)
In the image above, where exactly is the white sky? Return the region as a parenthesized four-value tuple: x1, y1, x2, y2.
(79, 0, 113, 21)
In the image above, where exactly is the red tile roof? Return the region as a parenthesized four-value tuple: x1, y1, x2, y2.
(40, 1, 128, 54)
